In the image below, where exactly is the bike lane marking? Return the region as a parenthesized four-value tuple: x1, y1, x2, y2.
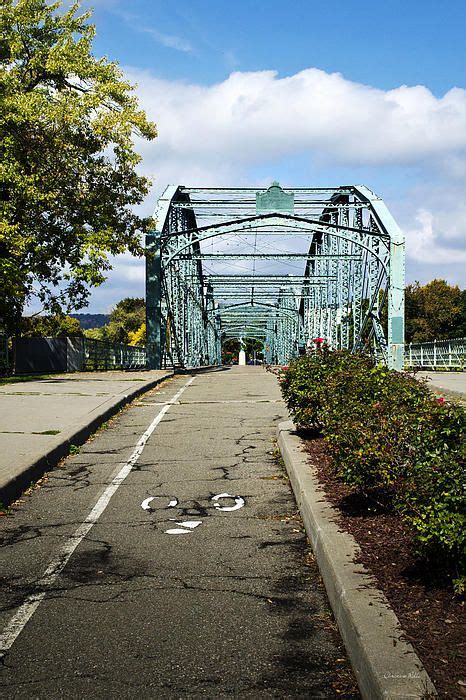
(0, 376, 195, 658)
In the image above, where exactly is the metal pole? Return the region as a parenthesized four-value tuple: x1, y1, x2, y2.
(146, 232, 162, 369)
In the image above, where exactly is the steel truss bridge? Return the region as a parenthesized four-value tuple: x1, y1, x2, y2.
(145, 183, 405, 370)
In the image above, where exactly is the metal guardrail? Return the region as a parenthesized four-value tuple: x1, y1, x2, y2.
(405, 337, 466, 370)
(83, 337, 146, 370)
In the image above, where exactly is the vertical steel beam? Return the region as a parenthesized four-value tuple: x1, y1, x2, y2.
(145, 232, 162, 369)
(388, 239, 405, 370)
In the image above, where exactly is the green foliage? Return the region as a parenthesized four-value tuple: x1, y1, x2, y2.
(83, 326, 107, 341)
(280, 349, 358, 429)
(106, 297, 145, 343)
(83, 297, 145, 344)
(128, 321, 146, 347)
(397, 401, 465, 587)
(21, 314, 82, 337)
(321, 361, 431, 489)
(82, 298, 145, 345)
(405, 279, 465, 342)
(281, 350, 465, 589)
(0, 1, 157, 334)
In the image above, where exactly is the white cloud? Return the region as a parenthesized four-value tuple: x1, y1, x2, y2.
(406, 209, 466, 265)
(128, 67, 466, 168)
(137, 27, 192, 53)
(113, 9, 193, 54)
(90, 66, 466, 311)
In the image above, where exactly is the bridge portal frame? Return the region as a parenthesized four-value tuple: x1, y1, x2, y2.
(146, 184, 405, 370)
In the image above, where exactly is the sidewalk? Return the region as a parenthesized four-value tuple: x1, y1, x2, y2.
(0, 370, 173, 505)
(418, 371, 466, 399)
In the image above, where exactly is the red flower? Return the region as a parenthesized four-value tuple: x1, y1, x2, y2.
(437, 397, 446, 404)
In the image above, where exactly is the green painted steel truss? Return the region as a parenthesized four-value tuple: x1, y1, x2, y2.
(146, 183, 405, 369)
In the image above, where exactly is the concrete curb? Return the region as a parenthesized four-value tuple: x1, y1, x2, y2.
(175, 365, 227, 375)
(277, 420, 437, 700)
(0, 371, 174, 507)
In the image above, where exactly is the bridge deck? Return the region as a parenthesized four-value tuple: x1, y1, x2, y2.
(417, 371, 466, 399)
(0, 367, 355, 697)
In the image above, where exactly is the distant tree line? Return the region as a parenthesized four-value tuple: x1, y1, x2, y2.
(70, 314, 109, 330)
(405, 279, 466, 343)
(19, 298, 146, 346)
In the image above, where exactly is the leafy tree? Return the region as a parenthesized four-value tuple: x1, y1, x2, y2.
(83, 326, 107, 342)
(21, 314, 82, 336)
(405, 280, 465, 342)
(0, 0, 157, 334)
(128, 322, 146, 347)
(106, 297, 145, 343)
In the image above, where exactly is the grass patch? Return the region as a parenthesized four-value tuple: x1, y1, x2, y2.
(0, 374, 55, 386)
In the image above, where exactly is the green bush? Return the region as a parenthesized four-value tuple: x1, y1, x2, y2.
(280, 348, 363, 430)
(321, 363, 433, 489)
(397, 400, 465, 590)
(280, 349, 466, 590)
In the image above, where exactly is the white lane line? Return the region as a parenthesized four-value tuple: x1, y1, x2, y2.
(0, 376, 195, 658)
(135, 399, 281, 406)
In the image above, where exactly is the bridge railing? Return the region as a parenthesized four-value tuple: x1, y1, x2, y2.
(405, 337, 466, 370)
(83, 337, 146, 371)
(4, 336, 146, 374)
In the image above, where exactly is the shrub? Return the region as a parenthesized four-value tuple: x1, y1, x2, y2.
(396, 400, 465, 590)
(279, 349, 466, 589)
(321, 363, 432, 489)
(280, 348, 363, 430)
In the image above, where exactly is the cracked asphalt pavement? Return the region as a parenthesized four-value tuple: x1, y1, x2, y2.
(0, 366, 357, 698)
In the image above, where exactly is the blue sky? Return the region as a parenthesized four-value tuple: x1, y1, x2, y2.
(77, 0, 466, 311)
(91, 0, 466, 95)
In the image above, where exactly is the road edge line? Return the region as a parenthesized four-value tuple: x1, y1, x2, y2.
(0, 375, 193, 657)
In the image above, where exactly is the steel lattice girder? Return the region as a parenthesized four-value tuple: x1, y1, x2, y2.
(146, 183, 404, 370)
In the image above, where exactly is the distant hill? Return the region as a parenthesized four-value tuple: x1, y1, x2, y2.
(70, 313, 109, 329)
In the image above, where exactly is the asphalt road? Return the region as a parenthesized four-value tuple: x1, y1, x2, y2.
(0, 367, 355, 698)
(418, 371, 466, 398)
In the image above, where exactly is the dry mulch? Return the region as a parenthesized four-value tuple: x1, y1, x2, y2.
(303, 435, 465, 699)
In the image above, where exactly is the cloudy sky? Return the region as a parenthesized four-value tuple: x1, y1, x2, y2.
(82, 0, 466, 311)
